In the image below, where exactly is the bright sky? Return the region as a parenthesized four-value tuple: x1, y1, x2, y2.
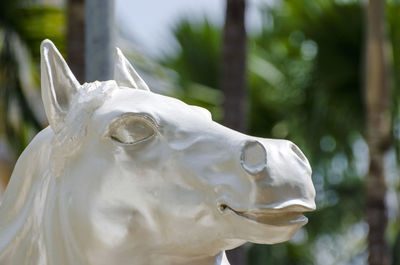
(115, 0, 270, 57)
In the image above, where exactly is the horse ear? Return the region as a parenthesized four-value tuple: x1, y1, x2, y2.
(41, 39, 80, 132)
(114, 47, 150, 91)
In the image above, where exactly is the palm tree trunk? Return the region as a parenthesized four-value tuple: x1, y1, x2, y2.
(221, 0, 247, 264)
(67, 0, 85, 83)
(221, 0, 247, 133)
(365, 0, 392, 265)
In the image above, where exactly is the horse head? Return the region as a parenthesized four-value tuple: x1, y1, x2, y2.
(0, 40, 315, 265)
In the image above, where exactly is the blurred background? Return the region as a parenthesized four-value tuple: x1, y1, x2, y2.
(0, 0, 399, 264)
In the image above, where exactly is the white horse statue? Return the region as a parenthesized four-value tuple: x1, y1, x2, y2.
(0, 40, 315, 265)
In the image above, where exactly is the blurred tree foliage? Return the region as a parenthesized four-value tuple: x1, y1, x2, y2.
(161, 0, 400, 264)
(0, 0, 64, 154)
(161, 20, 223, 121)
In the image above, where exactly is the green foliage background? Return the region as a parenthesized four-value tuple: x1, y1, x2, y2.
(0, 0, 64, 153)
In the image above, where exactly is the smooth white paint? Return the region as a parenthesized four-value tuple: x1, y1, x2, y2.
(0, 40, 315, 265)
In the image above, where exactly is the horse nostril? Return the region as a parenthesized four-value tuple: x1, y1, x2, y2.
(240, 141, 267, 175)
(291, 143, 307, 162)
(218, 204, 228, 213)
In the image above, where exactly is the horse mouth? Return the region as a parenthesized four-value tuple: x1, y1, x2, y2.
(219, 204, 309, 226)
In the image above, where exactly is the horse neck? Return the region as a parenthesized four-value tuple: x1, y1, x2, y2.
(180, 251, 230, 265)
(159, 252, 230, 265)
(86, 251, 230, 265)
(0, 127, 55, 265)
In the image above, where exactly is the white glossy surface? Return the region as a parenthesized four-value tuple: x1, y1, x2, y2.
(0, 40, 316, 265)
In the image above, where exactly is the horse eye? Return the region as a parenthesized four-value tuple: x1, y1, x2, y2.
(109, 115, 156, 145)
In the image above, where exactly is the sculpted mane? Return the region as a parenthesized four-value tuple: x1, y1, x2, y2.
(0, 82, 113, 264)
(49, 81, 114, 177)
